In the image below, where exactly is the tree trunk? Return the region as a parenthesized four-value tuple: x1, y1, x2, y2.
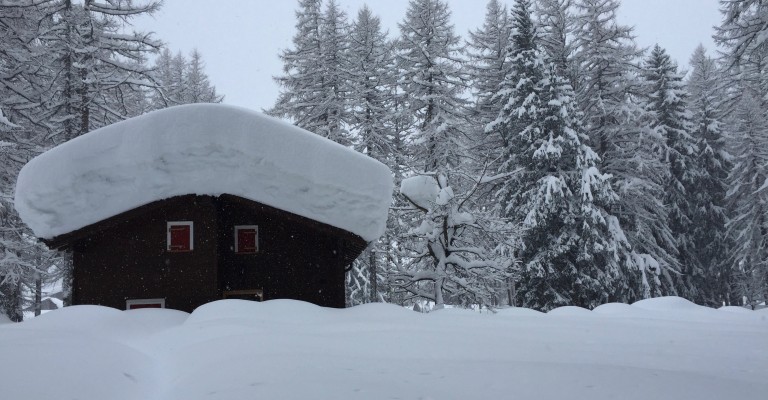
(34, 272, 42, 317)
(369, 246, 378, 303)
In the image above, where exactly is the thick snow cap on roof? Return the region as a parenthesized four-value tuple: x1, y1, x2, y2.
(15, 104, 393, 242)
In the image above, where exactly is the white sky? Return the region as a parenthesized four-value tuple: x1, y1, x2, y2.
(132, 0, 722, 111)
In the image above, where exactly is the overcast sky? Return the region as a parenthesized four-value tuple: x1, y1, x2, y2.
(132, 0, 723, 112)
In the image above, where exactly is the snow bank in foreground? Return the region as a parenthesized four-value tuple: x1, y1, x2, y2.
(0, 297, 766, 400)
(15, 104, 393, 241)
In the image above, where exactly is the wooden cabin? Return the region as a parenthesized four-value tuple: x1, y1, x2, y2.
(15, 104, 392, 312)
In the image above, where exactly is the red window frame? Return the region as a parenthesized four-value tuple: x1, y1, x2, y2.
(167, 221, 193, 252)
(235, 225, 259, 254)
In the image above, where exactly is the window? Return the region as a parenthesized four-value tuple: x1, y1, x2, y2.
(235, 225, 259, 254)
(126, 298, 165, 310)
(167, 221, 193, 252)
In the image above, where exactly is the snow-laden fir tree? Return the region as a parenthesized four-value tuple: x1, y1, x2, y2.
(487, 0, 633, 310)
(685, 45, 734, 306)
(271, 0, 352, 145)
(642, 45, 700, 300)
(573, 0, 677, 299)
(345, 5, 398, 304)
(396, 0, 468, 173)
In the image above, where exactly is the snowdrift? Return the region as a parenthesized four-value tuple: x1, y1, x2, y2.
(0, 297, 766, 400)
(14, 104, 393, 241)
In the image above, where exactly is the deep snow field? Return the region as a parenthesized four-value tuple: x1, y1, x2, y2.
(0, 297, 766, 400)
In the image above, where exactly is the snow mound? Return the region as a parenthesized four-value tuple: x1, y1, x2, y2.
(125, 308, 190, 332)
(343, 302, 422, 320)
(23, 304, 188, 341)
(592, 302, 648, 316)
(495, 307, 545, 317)
(0, 314, 11, 324)
(632, 296, 702, 311)
(1, 298, 767, 400)
(718, 306, 755, 314)
(15, 104, 393, 241)
(186, 299, 331, 326)
(547, 305, 593, 316)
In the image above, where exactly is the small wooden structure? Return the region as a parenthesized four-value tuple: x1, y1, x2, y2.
(15, 104, 393, 313)
(45, 194, 366, 312)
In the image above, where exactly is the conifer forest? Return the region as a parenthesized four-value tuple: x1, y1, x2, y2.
(2, 0, 768, 319)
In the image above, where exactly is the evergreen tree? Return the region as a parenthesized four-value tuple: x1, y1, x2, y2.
(488, 0, 632, 310)
(574, 0, 676, 299)
(642, 45, 699, 300)
(685, 45, 733, 306)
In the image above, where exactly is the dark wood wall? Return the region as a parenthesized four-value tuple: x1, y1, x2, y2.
(72, 195, 220, 312)
(65, 194, 365, 312)
(216, 195, 353, 308)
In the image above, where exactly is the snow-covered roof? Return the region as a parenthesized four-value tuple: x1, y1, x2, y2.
(15, 104, 393, 241)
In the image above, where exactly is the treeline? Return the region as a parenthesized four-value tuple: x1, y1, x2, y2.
(272, 0, 768, 310)
(0, 0, 221, 321)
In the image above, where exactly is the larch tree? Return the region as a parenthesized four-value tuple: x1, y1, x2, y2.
(465, 0, 512, 204)
(46, 0, 162, 143)
(0, 1, 63, 320)
(716, 0, 768, 307)
(396, 0, 468, 173)
(466, 0, 510, 137)
(345, 5, 397, 304)
(270, 0, 325, 132)
(535, 0, 577, 83)
(184, 49, 223, 104)
(270, 0, 352, 145)
(723, 88, 768, 308)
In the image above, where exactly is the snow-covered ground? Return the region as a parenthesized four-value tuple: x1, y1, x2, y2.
(1, 297, 766, 400)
